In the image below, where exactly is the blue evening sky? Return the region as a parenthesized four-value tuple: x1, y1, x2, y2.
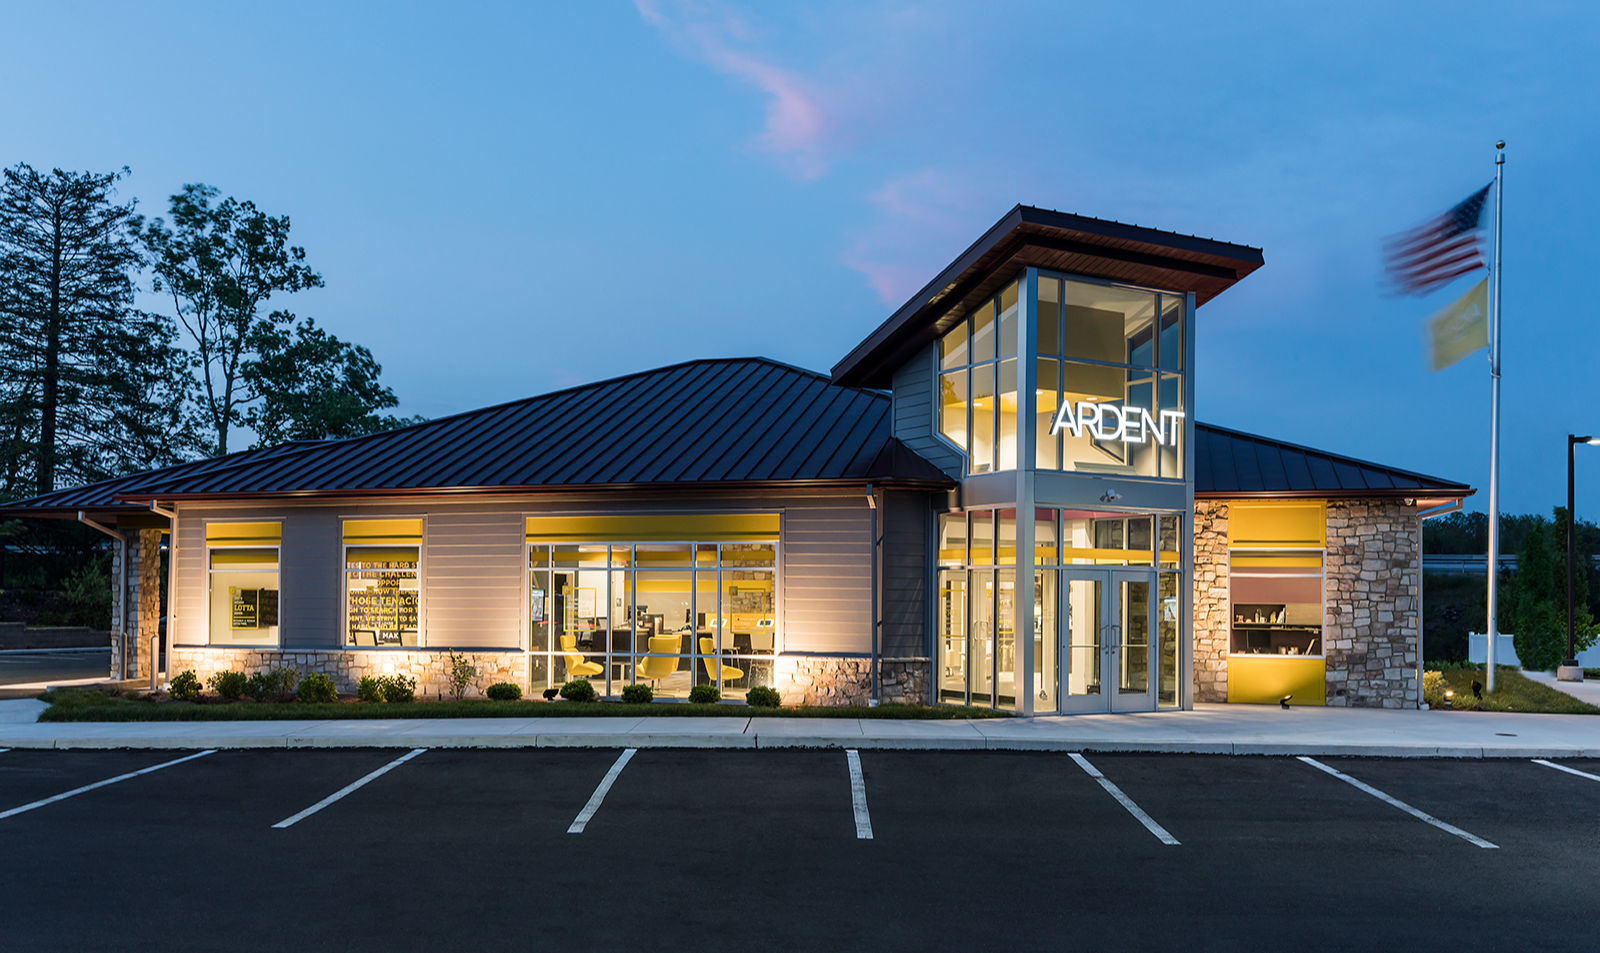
(4, 1, 1597, 516)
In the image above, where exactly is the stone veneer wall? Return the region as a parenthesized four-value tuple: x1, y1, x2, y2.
(1323, 500, 1421, 709)
(771, 656, 930, 706)
(169, 646, 526, 699)
(170, 647, 929, 707)
(1192, 501, 1231, 703)
(1191, 498, 1422, 708)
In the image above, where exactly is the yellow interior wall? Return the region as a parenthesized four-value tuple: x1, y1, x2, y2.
(343, 519, 424, 545)
(206, 522, 282, 545)
(1227, 656, 1326, 705)
(1228, 501, 1326, 548)
(526, 513, 779, 543)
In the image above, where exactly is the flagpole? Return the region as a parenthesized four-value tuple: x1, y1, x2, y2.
(1485, 140, 1506, 694)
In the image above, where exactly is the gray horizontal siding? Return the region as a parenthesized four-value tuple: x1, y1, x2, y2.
(280, 512, 341, 647)
(891, 344, 964, 479)
(171, 489, 882, 658)
(780, 496, 871, 655)
(881, 490, 929, 658)
(424, 511, 525, 649)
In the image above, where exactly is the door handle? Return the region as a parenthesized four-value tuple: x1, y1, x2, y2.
(1101, 624, 1121, 652)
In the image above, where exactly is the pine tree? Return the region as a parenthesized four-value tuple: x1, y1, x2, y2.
(0, 164, 192, 498)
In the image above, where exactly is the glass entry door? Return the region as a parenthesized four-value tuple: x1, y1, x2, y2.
(1058, 568, 1157, 713)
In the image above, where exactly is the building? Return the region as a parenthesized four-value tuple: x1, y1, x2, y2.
(0, 206, 1472, 711)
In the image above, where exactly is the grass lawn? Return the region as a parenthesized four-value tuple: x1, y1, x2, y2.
(35, 688, 1007, 723)
(1425, 666, 1600, 714)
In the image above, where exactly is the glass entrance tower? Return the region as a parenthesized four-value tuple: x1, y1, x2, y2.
(832, 205, 1262, 716)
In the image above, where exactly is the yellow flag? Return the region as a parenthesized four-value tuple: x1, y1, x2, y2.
(1426, 276, 1489, 371)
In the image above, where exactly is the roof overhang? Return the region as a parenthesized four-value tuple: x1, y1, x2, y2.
(832, 205, 1265, 389)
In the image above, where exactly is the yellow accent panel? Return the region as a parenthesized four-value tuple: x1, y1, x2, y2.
(206, 522, 282, 545)
(1227, 656, 1326, 706)
(345, 546, 419, 566)
(343, 519, 423, 544)
(1228, 501, 1326, 548)
(209, 548, 279, 567)
(1233, 555, 1324, 568)
(1060, 546, 1180, 565)
(525, 513, 779, 543)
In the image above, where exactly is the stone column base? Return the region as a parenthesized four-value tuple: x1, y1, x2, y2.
(1557, 664, 1585, 682)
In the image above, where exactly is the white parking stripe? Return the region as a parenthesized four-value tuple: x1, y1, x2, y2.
(567, 748, 636, 834)
(1532, 759, 1600, 783)
(1298, 756, 1498, 849)
(846, 749, 872, 839)
(1069, 752, 1179, 845)
(272, 748, 427, 829)
(0, 750, 216, 821)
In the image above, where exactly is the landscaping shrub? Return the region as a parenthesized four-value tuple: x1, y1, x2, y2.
(445, 649, 479, 701)
(1421, 670, 1445, 707)
(298, 672, 338, 704)
(380, 674, 417, 704)
(356, 675, 384, 703)
(485, 682, 522, 701)
(559, 679, 596, 702)
(745, 685, 781, 708)
(620, 683, 653, 704)
(168, 670, 202, 701)
(244, 667, 301, 702)
(207, 670, 248, 700)
(688, 684, 721, 704)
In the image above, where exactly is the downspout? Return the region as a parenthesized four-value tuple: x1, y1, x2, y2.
(867, 487, 881, 705)
(1417, 499, 1464, 708)
(150, 502, 177, 689)
(77, 512, 125, 680)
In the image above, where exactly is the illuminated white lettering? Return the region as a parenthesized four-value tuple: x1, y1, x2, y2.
(1051, 402, 1081, 439)
(1048, 401, 1186, 447)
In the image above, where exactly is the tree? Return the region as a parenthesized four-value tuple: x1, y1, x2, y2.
(242, 314, 421, 445)
(138, 185, 322, 455)
(0, 164, 192, 498)
(1507, 511, 1599, 671)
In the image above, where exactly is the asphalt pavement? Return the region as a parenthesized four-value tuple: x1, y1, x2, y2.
(1, 747, 1597, 952)
(0, 648, 110, 686)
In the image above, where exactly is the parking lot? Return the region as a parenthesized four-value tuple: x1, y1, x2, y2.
(2, 747, 1597, 952)
(0, 648, 111, 686)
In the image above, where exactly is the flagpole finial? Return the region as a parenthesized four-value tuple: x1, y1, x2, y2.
(1496, 140, 1505, 149)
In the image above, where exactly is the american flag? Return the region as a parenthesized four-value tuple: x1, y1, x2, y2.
(1383, 183, 1492, 296)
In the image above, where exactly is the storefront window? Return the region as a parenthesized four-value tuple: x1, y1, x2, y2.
(529, 537, 777, 699)
(345, 546, 420, 647)
(1229, 551, 1324, 656)
(342, 520, 424, 647)
(208, 548, 280, 646)
(937, 280, 1019, 474)
(206, 522, 281, 646)
(1035, 276, 1185, 479)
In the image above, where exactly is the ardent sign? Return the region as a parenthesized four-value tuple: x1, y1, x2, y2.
(1049, 401, 1184, 445)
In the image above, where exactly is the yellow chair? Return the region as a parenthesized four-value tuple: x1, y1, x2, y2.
(633, 634, 682, 687)
(560, 635, 604, 679)
(700, 637, 745, 683)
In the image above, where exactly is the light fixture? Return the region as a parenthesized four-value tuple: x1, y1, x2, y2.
(1279, 694, 1292, 709)
(1443, 689, 1454, 709)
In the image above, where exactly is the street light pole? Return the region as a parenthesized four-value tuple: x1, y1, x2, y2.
(1563, 434, 1599, 682)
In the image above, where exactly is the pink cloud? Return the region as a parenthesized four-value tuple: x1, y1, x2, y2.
(842, 170, 1002, 305)
(635, 0, 831, 178)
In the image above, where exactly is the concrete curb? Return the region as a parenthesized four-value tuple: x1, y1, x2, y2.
(6, 732, 1600, 758)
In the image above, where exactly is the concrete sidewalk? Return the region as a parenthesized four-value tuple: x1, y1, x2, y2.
(1, 700, 1597, 757)
(1522, 669, 1600, 707)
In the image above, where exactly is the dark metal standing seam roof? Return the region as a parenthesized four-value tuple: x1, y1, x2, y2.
(832, 205, 1266, 389)
(0, 359, 956, 512)
(1194, 422, 1473, 500)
